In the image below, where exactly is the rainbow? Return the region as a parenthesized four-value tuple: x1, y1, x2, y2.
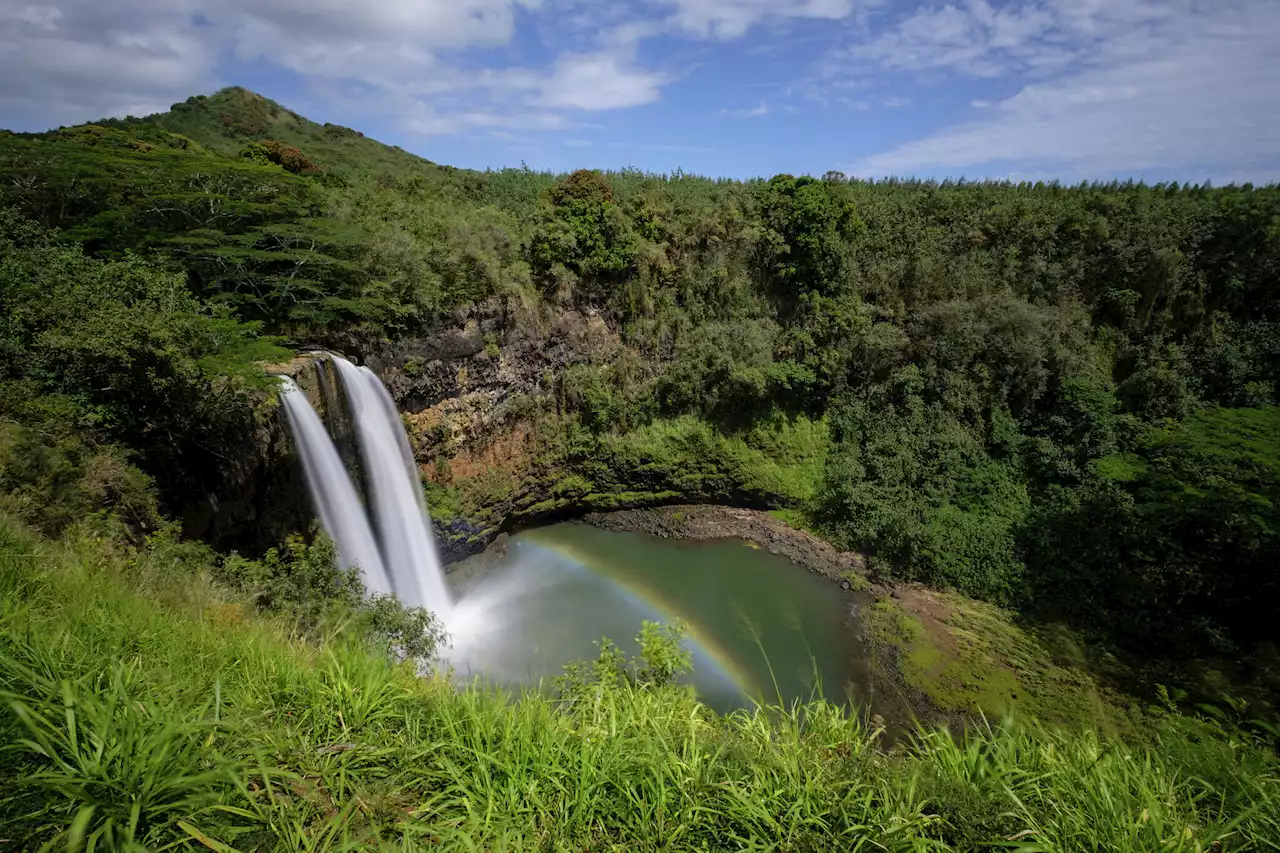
(522, 531, 763, 700)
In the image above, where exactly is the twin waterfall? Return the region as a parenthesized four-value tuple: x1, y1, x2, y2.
(278, 356, 452, 619)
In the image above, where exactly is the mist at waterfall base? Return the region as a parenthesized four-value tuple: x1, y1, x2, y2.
(279, 357, 867, 711)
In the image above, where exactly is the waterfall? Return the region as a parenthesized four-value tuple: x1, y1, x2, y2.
(363, 365, 432, 519)
(277, 377, 394, 597)
(330, 357, 453, 617)
(278, 360, 454, 619)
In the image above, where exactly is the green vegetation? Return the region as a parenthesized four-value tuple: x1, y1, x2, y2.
(2, 515, 1277, 851)
(3, 87, 1280, 848)
(0, 205, 287, 524)
(868, 591, 1126, 730)
(1027, 406, 1280, 655)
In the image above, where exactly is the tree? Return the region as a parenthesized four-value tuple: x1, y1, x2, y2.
(757, 174, 863, 300)
(530, 170, 637, 301)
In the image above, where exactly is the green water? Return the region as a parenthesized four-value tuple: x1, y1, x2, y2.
(444, 523, 874, 712)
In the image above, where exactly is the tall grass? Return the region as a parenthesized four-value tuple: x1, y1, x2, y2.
(0, 515, 1276, 851)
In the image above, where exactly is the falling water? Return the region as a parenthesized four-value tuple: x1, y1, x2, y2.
(331, 357, 453, 617)
(277, 377, 394, 597)
(363, 365, 432, 519)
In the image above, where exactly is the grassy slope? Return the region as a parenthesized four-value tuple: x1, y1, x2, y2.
(866, 588, 1133, 731)
(2, 515, 1278, 851)
(132, 87, 440, 177)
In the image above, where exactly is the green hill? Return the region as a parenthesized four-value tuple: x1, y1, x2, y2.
(113, 86, 439, 177)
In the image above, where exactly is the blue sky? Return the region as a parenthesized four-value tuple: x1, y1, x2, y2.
(3, 1, 1278, 183)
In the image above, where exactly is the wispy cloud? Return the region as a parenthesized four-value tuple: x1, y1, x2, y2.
(843, 0, 1280, 182)
(664, 0, 861, 39)
(7, 0, 1276, 182)
(3, 0, 875, 138)
(534, 53, 670, 111)
(0, 0, 220, 127)
(721, 102, 769, 119)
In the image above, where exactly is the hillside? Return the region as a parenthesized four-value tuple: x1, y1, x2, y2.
(5, 510, 1278, 850)
(3, 88, 1279, 673)
(111, 86, 440, 177)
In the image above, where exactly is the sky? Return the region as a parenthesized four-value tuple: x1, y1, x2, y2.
(2, 0, 1278, 183)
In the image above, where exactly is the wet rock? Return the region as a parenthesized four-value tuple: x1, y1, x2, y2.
(491, 532, 510, 555)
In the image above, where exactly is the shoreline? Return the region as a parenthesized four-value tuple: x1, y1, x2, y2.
(581, 504, 869, 584)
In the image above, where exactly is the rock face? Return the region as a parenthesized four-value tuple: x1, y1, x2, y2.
(180, 359, 317, 556)
(583, 505, 867, 582)
(218, 301, 810, 565)
(184, 354, 363, 558)
(354, 300, 618, 465)
(194, 303, 622, 560)
(323, 300, 629, 560)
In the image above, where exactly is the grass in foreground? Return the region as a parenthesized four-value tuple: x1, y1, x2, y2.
(0, 515, 1277, 852)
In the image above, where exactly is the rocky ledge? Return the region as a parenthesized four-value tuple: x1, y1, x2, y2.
(582, 504, 867, 584)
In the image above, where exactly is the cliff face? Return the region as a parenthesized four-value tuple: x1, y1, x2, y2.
(179, 368, 313, 556)
(204, 302, 625, 561)
(216, 298, 795, 563)
(343, 301, 628, 560)
(365, 301, 619, 464)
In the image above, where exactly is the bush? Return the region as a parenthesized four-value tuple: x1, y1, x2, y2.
(817, 378, 1028, 601)
(240, 139, 321, 174)
(0, 423, 159, 537)
(221, 533, 445, 658)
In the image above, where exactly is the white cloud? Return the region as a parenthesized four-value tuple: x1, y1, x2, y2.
(1, 0, 673, 137)
(846, 0, 1280, 181)
(3, 0, 880, 143)
(662, 0, 859, 39)
(0, 1, 218, 128)
(536, 53, 669, 110)
(842, 0, 1164, 79)
(211, 0, 539, 84)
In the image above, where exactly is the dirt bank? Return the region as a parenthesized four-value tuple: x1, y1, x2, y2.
(583, 504, 867, 583)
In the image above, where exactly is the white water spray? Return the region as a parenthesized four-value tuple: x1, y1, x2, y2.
(277, 377, 394, 597)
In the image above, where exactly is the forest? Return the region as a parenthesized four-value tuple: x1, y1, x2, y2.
(1, 87, 1278, 849)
